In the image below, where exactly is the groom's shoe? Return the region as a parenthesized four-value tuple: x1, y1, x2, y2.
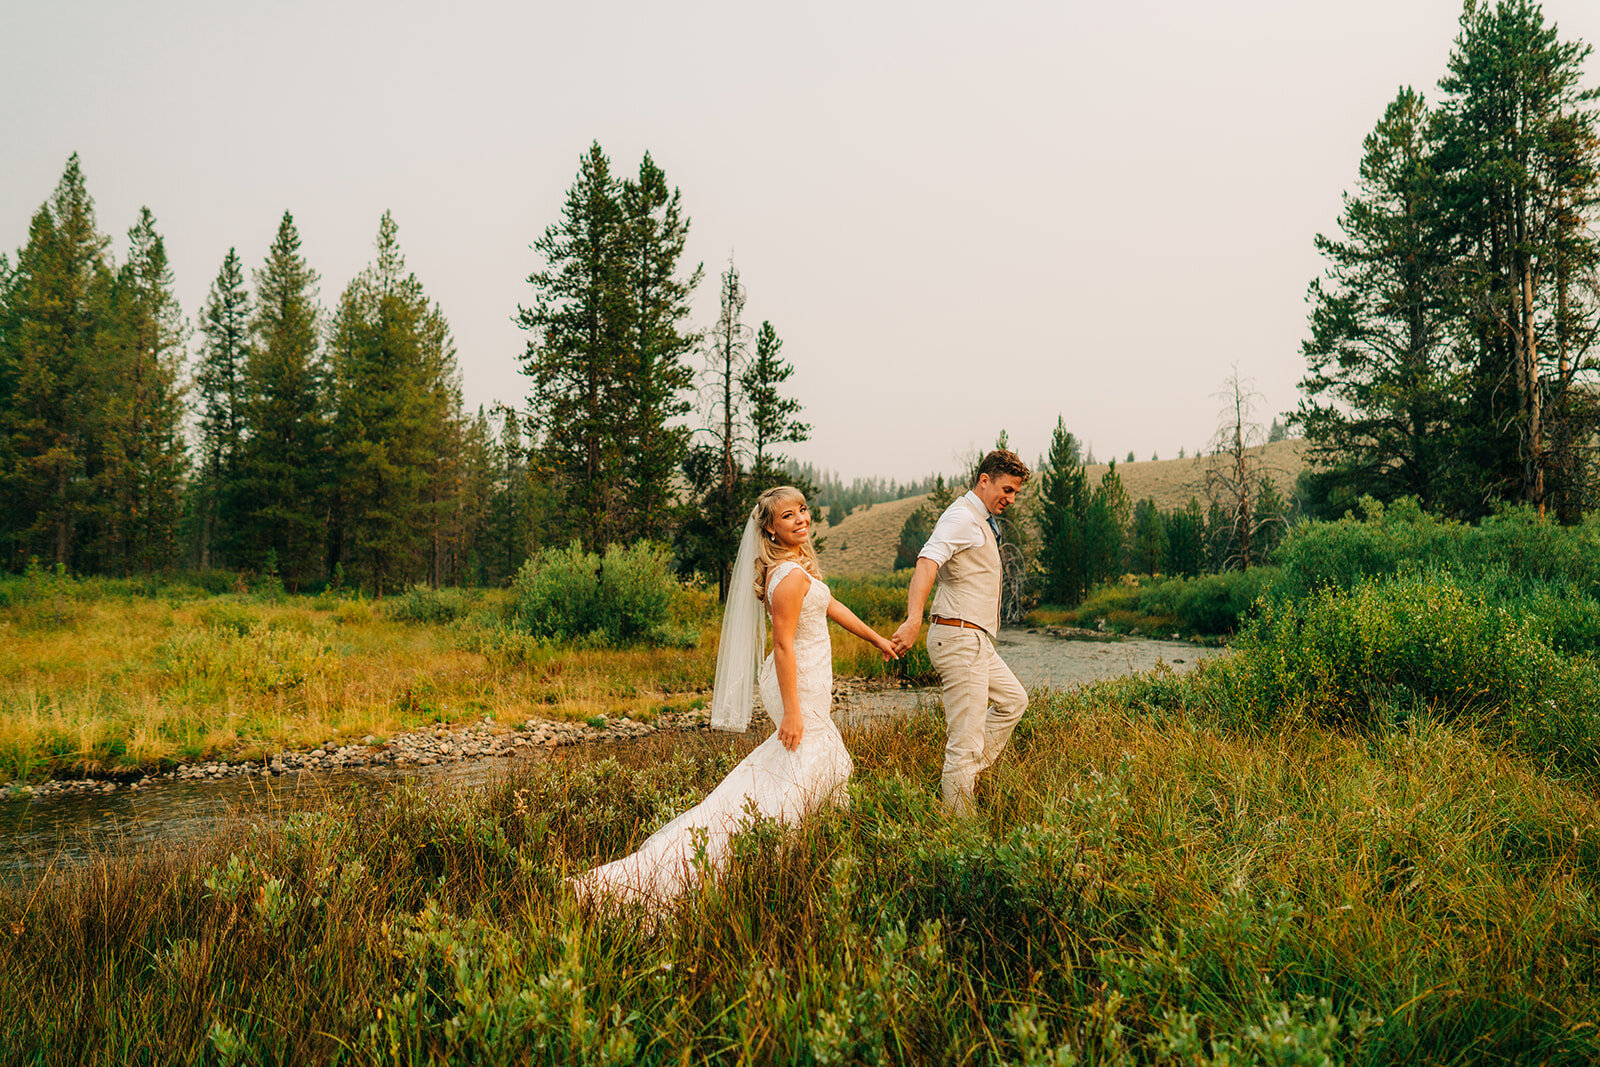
(940, 775, 976, 817)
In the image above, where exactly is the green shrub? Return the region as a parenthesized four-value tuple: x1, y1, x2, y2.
(192, 600, 260, 636)
(388, 584, 476, 624)
(1060, 569, 1277, 638)
(830, 572, 913, 628)
(1229, 572, 1600, 779)
(1271, 497, 1600, 599)
(511, 541, 684, 645)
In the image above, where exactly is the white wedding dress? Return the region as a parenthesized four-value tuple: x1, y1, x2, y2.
(571, 560, 852, 905)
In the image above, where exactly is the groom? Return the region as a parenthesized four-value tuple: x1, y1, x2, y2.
(892, 449, 1031, 815)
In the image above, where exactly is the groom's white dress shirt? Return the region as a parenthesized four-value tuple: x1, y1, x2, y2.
(918, 491, 993, 567)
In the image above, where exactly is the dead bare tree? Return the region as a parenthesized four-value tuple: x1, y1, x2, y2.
(1205, 368, 1288, 570)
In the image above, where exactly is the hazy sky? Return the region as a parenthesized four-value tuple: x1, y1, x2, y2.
(4, 0, 1599, 483)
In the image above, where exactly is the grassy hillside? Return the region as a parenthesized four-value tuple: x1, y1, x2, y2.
(822, 439, 1309, 577)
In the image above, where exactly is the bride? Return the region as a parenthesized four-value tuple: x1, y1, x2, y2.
(569, 486, 898, 905)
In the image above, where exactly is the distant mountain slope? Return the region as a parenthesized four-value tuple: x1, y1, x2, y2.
(818, 439, 1309, 577)
(1085, 437, 1307, 512)
(815, 494, 929, 577)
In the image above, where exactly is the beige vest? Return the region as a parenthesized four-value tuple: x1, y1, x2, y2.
(929, 496, 1002, 637)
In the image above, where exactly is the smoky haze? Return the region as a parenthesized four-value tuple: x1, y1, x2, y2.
(3, 0, 1598, 481)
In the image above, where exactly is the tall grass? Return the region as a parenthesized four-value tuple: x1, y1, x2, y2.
(5, 690, 1598, 1063)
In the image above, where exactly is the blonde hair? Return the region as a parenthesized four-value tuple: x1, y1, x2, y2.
(752, 485, 824, 602)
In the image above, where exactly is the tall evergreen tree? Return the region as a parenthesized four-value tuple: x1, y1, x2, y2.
(98, 207, 187, 572)
(1083, 462, 1129, 587)
(1128, 498, 1167, 576)
(1037, 417, 1092, 604)
(1436, 0, 1600, 515)
(233, 211, 327, 587)
(518, 143, 629, 552)
(1164, 498, 1207, 578)
(0, 155, 115, 570)
(1295, 87, 1460, 515)
(742, 320, 810, 481)
(193, 248, 251, 568)
(618, 152, 701, 542)
(484, 406, 536, 585)
(328, 211, 462, 594)
(683, 260, 754, 599)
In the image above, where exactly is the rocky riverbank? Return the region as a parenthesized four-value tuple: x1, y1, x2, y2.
(3, 706, 718, 801)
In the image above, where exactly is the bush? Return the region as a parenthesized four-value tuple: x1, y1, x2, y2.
(830, 572, 912, 628)
(388, 584, 476, 624)
(512, 541, 683, 645)
(1229, 571, 1600, 779)
(1271, 497, 1600, 599)
(1060, 569, 1279, 638)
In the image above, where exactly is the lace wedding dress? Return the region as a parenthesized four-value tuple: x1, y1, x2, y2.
(571, 560, 852, 905)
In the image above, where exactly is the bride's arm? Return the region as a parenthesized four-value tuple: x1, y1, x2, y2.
(826, 598, 899, 660)
(769, 569, 810, 751)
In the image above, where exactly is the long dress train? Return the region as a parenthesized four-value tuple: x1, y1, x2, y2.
(570, 560, 851, 905)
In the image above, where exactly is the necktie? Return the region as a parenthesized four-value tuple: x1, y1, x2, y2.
(987, 516, 1001, 542)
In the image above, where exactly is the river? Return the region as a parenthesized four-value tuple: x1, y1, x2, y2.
(1, 632, 1217, 876)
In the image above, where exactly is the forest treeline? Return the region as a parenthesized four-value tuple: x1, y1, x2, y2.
(0, 145, 835, 593)
(3, 1, 1595, 598)
(1003, 0, 1600, 613)
(1296, 0, 1600, 521)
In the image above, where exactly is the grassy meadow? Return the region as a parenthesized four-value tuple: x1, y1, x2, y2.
(6, 506, 1600, 1061)
(4, 658, 1599, 1063)
(0, 567, 927, 784)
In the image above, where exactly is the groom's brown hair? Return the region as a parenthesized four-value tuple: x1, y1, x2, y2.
(974, 449, 1031, 485)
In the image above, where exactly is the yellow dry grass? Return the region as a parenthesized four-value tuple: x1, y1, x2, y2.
(0, 593, 722, 778)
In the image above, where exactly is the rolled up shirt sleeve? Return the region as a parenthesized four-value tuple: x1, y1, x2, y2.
(917, 500, 985, 567)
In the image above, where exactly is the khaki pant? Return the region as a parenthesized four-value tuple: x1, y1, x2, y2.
(927, 625, 1027, 814)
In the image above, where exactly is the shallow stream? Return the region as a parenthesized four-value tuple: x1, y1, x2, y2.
(1, 633, 1217, 877)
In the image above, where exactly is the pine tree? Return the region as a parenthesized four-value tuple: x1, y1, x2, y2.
(1164, 498, 1207, 578)
(232, 211, 327, 587)
(484, 406, 537, 584)
(1083, 462, 1129, 587)
(98, 207, 187, 572)
(0, 155, 115, 570)
(1295, 87, 1460, 515)
(1128, 498, 1167, 576)
(1436, 0, 1600, 516)
(684, 261, 755, 599)
(443, 407, 494, 586)
(193, 248, 251, 568)
(894, 474, 952, 571)
(618, 152, 700, 542)
(518, 143, 629, 552)
(1037, 417, 1092, 604)
(742, 320, 809, 481)
(328, 212, 462, 594)
(1440, 3, 1600, 516)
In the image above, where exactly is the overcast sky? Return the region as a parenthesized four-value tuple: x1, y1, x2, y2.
(4, 0, 1599, 483)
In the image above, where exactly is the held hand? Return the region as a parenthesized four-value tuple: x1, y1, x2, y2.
(778, 713, 804, 751)
(890, 618, 921, 655)
(874, 633, 900, 661)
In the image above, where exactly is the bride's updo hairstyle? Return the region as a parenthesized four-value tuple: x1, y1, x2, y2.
(752, 485, 824, 602)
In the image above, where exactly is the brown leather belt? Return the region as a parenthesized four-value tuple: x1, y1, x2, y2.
(930, 615, 985, 631)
